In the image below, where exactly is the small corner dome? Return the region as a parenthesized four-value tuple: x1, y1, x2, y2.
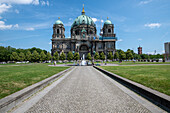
(55, 20, 63, 25)
(104, 20, 112, 25)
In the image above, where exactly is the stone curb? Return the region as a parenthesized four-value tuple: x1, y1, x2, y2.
(93, 66, 170, 112)
(0, 67, 73, 113)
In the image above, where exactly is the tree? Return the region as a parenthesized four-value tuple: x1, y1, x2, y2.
(46, 52, 52, 61)
(10, 52, 19, 61)
(94, 52, 100, 60)
(0, 46, 9, 62)
(67, 51, 74, 61)
(100, 52, 105, 61)
(40, 51, 46, 62)
(86, 53, 92, 60)
(53, 51, 59, 61)
(59, 52, 66, 62)
(18, 52, 25, 61)
(114, 52, 119, 60)
(74, 52, 80, 61)
(25, 51, 32, 61)
(107, 51, 113, 60)
(126, 49, 133, 60)
(119, 50, 126, 60)
(134, 54, 141, 60)
(32, 50, 40, 62)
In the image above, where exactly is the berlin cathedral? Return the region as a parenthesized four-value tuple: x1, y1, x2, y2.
(51, 5, 117, 58)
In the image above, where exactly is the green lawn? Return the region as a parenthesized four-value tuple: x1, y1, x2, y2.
(0, 63, 70, 99)
(106, 61, 170, 65)
(100, 65, 170, 95)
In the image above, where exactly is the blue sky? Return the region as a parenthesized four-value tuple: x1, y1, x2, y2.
(0, 0, 170, 54)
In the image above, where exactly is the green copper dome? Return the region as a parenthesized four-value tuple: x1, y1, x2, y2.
(55, 18, 63, 25)
(71, 15, 96, 28)
(104, 20, 112, 25)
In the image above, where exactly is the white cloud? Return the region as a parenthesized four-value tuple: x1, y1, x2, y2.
(41, 1, 46, 5)
(101, 19, 104, 23)
(46, 1, 49, 6)
(0, 21, 12, 30)
(41, 1, 49, 6)
(139, 0, 152, 5)
(69, 18, 73, 21)
(25, 27, 35, 31)
(65, 22, 72, 26)
(14, 24, 19, 28)
(32, 0, 39, 5)
(0, 3, 12, 14)
(92, 18, 98, 23)
(144, 23, 161, 29)
(15, 9, 19, 14)
(49, 42, 52, 44)
(118, 39, 123, 42)
(0, 0, 39, 5)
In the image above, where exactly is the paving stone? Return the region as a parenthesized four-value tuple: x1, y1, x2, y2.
(26, 66, 152, 113)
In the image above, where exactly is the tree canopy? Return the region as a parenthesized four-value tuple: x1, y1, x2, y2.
(94, 52, 100, 60)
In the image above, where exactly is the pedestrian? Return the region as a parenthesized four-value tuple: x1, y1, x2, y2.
(54, 61, 56, 66)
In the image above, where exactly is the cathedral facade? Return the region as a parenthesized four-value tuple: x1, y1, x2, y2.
(51, 6, 117, 58)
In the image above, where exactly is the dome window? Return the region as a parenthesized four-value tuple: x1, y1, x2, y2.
(82, 20, 85, 24)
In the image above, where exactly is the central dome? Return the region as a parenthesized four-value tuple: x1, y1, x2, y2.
(71, 15, 96, 28)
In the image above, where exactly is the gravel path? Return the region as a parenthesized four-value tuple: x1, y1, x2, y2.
(24, 66, 155, 113)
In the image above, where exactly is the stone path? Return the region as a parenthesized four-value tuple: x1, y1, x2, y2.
(13, 66, 165, 113)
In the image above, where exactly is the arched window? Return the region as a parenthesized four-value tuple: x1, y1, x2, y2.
(57, 29, 59, 34)
(108, 29, 111, 33)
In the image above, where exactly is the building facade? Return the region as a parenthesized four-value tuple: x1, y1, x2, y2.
(51, 6, 117, 58)
(138, 46, 142, 55)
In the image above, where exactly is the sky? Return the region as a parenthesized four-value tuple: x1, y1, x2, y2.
(0, 0, 170, 54)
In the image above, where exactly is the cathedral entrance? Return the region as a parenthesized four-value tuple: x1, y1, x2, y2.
(79, 44, 89, 59)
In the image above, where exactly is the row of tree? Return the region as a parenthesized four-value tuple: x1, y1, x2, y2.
(0, 46, 164, 62)
(0, 46, 48, 62)
(115, 49, 164, 60)
(53, 51, 80, 61)
(10, 51, 52, 62)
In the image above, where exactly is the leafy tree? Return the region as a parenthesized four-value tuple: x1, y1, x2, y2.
(46, 52, 52, 61)
(114, 51, 119, 60)
(100, 52, 105, 61)
(140, 54, 149, 59)
(25, 51, 32, 61)
(119, 50, 126, 60)
(67, 51, 74, 61)
(32, 50, 40, 62)
(94, 52, 100, 60)
(0, 46, 9, 62)
(18, 52, 25, 61)
(107, 51, 113, 60)
(74, 52, 80, 61)
(126, 49, 133, 60)
(40, 51, 46, 62)
(86, 53, 92, 60)
(59, 52, 66, 61)
(10, 52, 19, 61)
(53, 51, 59, 61)
(134, 54, 141, 60)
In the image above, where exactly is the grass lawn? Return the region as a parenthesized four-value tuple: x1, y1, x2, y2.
(100, 65, 170, 95)
(0, 63, 70, 99)
(106, 61, 170, 65)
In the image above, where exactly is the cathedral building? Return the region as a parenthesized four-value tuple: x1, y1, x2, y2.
(51, 5, 117, 58)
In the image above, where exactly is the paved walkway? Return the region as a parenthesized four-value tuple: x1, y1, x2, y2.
(12, 66, 165, 113)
